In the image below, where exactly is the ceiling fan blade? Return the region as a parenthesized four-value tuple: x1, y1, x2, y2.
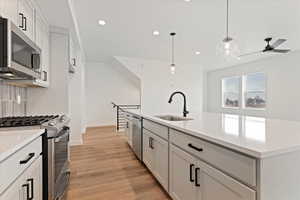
(238, 50, 263, 57)
(272, 49, 291, 53)
(271, 39, 287, 48)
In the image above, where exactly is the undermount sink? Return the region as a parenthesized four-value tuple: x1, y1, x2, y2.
(155, 115, 193, 121)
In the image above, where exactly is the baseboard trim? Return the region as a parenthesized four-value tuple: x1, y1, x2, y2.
(87, 125, 116, 129)
(70, 138, 83, 146)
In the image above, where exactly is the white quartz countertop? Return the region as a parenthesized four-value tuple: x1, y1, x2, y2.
(126, 110, 300, 159)
(0, 129, 45, 162)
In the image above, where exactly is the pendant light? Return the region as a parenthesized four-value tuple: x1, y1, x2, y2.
(217, 0, 239, 58)
(170, 32, 176, 74)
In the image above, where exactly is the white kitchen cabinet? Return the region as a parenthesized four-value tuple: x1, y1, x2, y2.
(199, 160, 256, 200)
(0, 156, 43, 200)
(0, 177, 22, 200)
(18, 0, 35, 41)
(124, 115, 133, 147)
(34, 9, 50, 87)
(0, 0, 19, 25)
(169, 144, 255, 200)
(169, 145, 198, 200)
(143, 129, 155, 172)
(143, 129, 169, 191)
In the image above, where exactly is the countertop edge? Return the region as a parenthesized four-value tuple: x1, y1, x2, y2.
(0, 129, 45, 163)
(125, 110, 300, 159)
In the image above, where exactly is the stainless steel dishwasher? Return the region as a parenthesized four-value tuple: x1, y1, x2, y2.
(131, 115, 143, 161)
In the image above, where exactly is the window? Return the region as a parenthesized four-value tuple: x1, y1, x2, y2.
(244, 73, 266, 109)
(221, 73, 266, 110)
(222, 76, 240, 108)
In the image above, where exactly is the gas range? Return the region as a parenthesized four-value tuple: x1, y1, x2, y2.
(0, 115, 70, 138)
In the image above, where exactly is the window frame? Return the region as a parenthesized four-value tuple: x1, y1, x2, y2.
(221, 72, 267, 111)
(221, 76, 241, 109)
(242, 72, 267, 111)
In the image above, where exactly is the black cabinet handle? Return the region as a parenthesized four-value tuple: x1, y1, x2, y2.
(189, 164, 195, 182)
(195, 167, 200, 187)
(149, 137, 154, 149)
(27, 178, 34, 200)
(22, 183, 30, 200)
(43, 71, 47, 81)
(73, 58, 76, 66)
(23, 16, 27, 31)
(188, 143, 203, 152)
(19, 13, 24, 28)
(20, 153, 35, 164)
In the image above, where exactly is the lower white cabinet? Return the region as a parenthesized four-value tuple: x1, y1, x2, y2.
(0, 156, 43, 200)
(169, 144, 199, 200)
(143, 129, 169, 191)
(170, 144, 256, 200)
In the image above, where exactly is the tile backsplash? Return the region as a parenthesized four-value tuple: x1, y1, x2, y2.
(0, 81, 27, 117)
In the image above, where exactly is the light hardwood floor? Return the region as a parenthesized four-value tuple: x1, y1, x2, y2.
(66, 126, 171, 200)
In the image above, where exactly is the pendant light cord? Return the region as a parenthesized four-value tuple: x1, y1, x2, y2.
(170, 32, 176, 66)
(226, 0, 229, 38)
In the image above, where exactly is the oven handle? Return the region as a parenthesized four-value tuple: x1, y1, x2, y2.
(54, 128, 70, 143)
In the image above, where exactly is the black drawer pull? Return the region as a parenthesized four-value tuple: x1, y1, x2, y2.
(195, 167, 200, 187)
(189, 164, 195, 182)
(20, 153, 35, 164)
(22, 183, 30, 200)
(188, 143, 203, 152)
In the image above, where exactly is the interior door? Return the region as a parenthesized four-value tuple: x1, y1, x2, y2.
(199, 160, 256, 200)
(169, 145, 198, 200)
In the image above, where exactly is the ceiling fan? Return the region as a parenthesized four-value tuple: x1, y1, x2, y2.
(239, 37, 291, 57)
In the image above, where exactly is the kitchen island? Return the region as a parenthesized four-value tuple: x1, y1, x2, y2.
(125, 110, 300, 200)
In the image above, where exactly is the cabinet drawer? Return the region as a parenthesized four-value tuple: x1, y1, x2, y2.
(0, 136, 42, 194)
(170, 129, 256, 187)
(143, 119, 168, 140)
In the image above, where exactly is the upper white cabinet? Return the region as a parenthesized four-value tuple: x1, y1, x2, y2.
(18, 0, 35, 40)
(0, 0, 19, 25)
(0, 0, 51, 87)
(35, 8, 50, 87)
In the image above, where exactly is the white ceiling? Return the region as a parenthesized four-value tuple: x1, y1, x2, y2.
(72, 0, 300, 70)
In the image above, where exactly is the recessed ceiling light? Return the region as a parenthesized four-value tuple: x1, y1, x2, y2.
(153, 30, 160, 36)
(98, 20, 106, 26)
(184, 0, 191, 2)
(195, 51, 201, 55)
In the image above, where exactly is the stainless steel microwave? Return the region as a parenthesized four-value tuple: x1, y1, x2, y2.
(0, 17, 41, 80)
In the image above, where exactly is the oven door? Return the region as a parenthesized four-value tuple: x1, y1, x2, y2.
(54, 126, 70, 199)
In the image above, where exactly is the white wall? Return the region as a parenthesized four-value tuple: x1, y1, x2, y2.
(69, 51, 86, 145)
(85, 62, 140, 127)
(205, 51, 300, 121)
(116, 57, 204, 116)
(28, 28, 86, 145)
(28, 31, 70, 115)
